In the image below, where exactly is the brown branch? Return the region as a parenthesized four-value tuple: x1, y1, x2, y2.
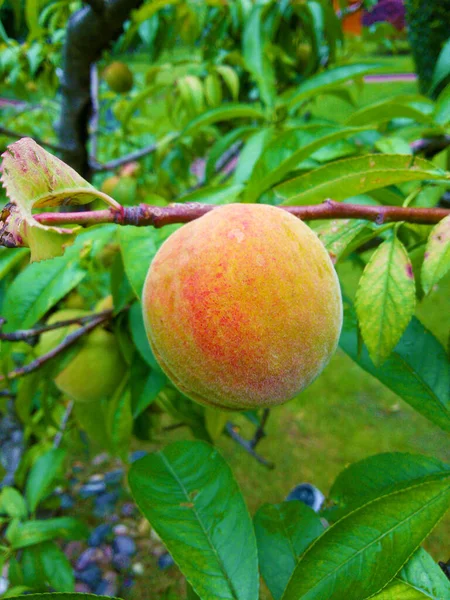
(225, 422, 274, 469)
(0, 127, 65, 153)
(33, 200, 450, 229)
(0, 313, 110, 383)
(250, 408, 270, 450)
(91, 142, 159, 172)
(410, 135, 450, 159)
(53, 401, 74, 448)
(0, 310, 113, 341)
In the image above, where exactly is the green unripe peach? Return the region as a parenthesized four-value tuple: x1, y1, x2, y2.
(103, 61, 133, 94)
(142, 204, 342, 411)
(38, 309, 126, 403)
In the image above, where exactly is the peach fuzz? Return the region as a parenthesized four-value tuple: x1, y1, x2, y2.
(142, 203, 342, 410)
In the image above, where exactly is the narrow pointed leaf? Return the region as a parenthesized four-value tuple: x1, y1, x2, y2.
(340, 299, 450, 431)
(245, 126, 368, 203)
(313, 219, 368, 263)
(286, 64, 381, 111)
(254, 502, 324, 600)
(370, 548, 450, 599)
(182, 104, 264, 137)
(7, 517, 89, 549)
(129, 440, 259, 600)
(281, 478, 450, 600)
(346, 99, 433, 127)
(329, 452, 450, 517)
(421, 214, 450, 294)
(25, 448, 67, 512)
(276, 155, 448, 205)
(356, 236, 416, 366)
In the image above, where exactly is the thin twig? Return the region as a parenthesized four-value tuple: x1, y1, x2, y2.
(0, 309, 113, 342)
(410, 135, 450, 158)
(163, 422, 187, 432)
(89, 64, 100, 161)
(91, 142, 158, 172)
(32, 200, 450, 229)
(250, 408, 270, 449)
(225, 422, 275, 469)
(0, 127, 65, 153)
(0, 313, 110, 383)
(53, 401, 74, 448)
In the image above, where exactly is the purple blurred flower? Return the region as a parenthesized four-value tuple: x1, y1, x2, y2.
(362, 0, 406, 31)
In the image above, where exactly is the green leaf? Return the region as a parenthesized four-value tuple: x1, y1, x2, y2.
(182, 104, 265, 137)
(233, 128, 273, 184)
(2, 249, 86, 332)
(281, 478, 450, 600)
(5, 595, 122, 600)
(205, 127, 253, 180)
(242, 4, 275, 107)
(21, 544, 46, 590)
(329, 453, 450, 518)
(370, 547, 450, 599)
(132, 369, 167, 418)
(204, 407, 229, 440)
(286, 64, 381, 112)
(434, 84, 450, 125)
(107, 381, 133, 462)
(7, 517, 89, 549)
(430, 38, 450, 95)
(216, 65, 239, 101)
(340, 300, 450, 432)
(0, 487, 28, 519)
(355, 235, 416, 366)
(0, 248, 28, 279)
(129, 301, 159, 370)
(276, 155, 448, 205)
(179, 183, 244, 205)
(25, 448, 66, 513)
(254, 502, 324, 600)
(346, 99, 433, 127)
(246, 126, 369, 203)
(421, 215, 450, 294)
(129, 440, 259, 600)
(40, 541, 75, 592)
(313, 219, 368, 263)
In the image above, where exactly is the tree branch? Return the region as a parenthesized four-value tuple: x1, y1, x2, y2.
(58, 0, 144, 178)
(410, 135, 450, 159)
(225, 422, 275, 469)
(249, 408, 270, 450)
(53, 401, 74, 448)
(0, 313, 111, 383)
(91, 142, 159, 172)
(32, 200, 450, 229)
(0, 127, 65, 153)
(0, 310, 113, 342)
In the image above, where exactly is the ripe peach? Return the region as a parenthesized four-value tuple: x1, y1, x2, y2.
(142, 204, 342, 410)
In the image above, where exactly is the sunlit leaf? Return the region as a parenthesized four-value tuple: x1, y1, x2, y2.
(421, 214, 450, 294)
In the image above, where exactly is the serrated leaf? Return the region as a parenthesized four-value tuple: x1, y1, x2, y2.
(313, 219, 368, 263)
(254, 502, 324, 600)
(25, 448, 66, 512)
(340, 300, 450, 432)
(356, 236, 416, 366)
(0, 139, 118, 261)
(277, 154, 448, 206)
(245, 126, 369, 203)
(129, 441, 259, 600)
(370, 547, 450, 599)
(39, 541, 75, 592)
(421, 215, 450, 294)
(281, 478, 450, 600)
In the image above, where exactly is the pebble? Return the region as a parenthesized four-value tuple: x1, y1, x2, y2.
(95, 572, 118, 598)
(76, 563, 102, 588)
(64, 540, 84, 561)
(113, 535, 136, 556)
(122, 576, 135, 589)
(92, 452, 109, 466)
(113, 524, 129, 536)
(88, 524, 112, 547)
(97, 545, 114, 566)
(112, 553, 131, 572)
(72, 461, 85, 473)
(132, 562, 144, 576)
(59, 493, 75, 510)
(105, 469, 123, 486)
(158, 552, 175, 570)
(130, 450, 148, 463)
(89, 474, 105, 483)
(94, 491, 119, 517)
(79, 481, 107, 498)
(76, 548, 100, 571)
(75, 583, 91, 593)
(0, 576, 8, 595)
(121, 502, 136, 517)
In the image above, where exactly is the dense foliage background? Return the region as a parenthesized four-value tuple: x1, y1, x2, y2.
(0, 1, 449, 599)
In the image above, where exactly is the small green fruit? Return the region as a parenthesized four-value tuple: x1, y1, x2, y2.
(39, 309, 126, 403)
(103, 61, 133, 94)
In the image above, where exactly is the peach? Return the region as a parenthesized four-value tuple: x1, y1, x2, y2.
(142, 204, 342, 410)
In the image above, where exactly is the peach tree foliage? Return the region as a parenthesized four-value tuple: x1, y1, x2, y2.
(0, 1, 450, 599)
